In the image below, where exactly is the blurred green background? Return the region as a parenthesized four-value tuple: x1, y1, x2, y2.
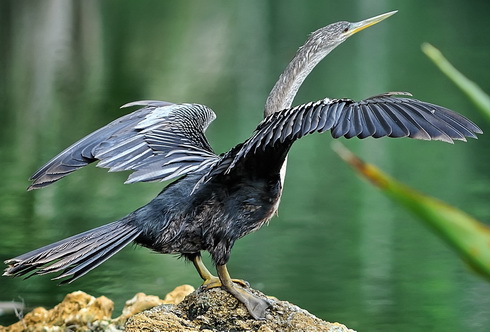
(1, 0, 489, 331)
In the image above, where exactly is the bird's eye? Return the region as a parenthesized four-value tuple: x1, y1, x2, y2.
(343, 27, 349, 33)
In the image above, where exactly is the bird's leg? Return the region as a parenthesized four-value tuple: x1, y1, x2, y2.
(191, 255, 248, 288)
(192, 254, 220, 287)
(216, 264, 271, 320)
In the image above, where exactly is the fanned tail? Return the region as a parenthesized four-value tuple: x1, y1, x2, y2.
(3, 219, 141, 284)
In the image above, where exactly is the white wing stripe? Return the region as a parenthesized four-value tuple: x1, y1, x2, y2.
(96, 142, 148, 168)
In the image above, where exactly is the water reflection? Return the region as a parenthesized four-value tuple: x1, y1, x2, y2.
(1, 1, 489, 331)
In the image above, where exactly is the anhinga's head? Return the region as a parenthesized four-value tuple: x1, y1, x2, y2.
(303, 10, 397, 58)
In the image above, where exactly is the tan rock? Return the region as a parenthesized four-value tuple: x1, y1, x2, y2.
(114, 285, 195, 325)
(3, 291, 114, 332)
(162, 284, 195, 304)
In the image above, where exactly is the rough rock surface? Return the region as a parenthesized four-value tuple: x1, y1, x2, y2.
(1, 285, 355, 332)
(126, 287, 355, 332)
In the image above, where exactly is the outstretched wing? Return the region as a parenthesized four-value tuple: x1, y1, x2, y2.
(228, 92, 482, 170)
(29, 101, 219, 190)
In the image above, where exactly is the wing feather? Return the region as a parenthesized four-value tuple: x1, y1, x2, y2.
(332, 103, 355, 138)
(357, 104, 378, 138)
(394, 101, 453, 142)
(225, 92, 482, 171)
(29, 101, 219, 189)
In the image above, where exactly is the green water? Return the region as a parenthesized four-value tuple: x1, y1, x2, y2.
(1, 1, 489, 331)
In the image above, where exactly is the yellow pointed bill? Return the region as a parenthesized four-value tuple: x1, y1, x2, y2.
(346, 10, 397, 37)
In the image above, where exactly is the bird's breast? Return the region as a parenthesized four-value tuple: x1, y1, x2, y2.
(134, 172, 283, 257)
(224, 174, 283, 237)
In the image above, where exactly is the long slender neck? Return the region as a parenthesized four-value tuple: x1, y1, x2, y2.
(263, 32, 337, 191)
(264, 41, 331, 117)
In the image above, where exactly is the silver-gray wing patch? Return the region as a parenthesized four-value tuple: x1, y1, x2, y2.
(29, 101, 219, 189)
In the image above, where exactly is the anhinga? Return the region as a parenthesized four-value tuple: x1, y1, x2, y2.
(3, 11, 482, 319)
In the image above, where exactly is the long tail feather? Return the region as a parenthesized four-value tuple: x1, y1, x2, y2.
(3, 220, 141, 283)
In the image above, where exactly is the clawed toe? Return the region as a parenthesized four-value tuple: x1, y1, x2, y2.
(244, 294, 271, 320)
(201, 276, 250, 290)
(231, 278, 250, 288)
